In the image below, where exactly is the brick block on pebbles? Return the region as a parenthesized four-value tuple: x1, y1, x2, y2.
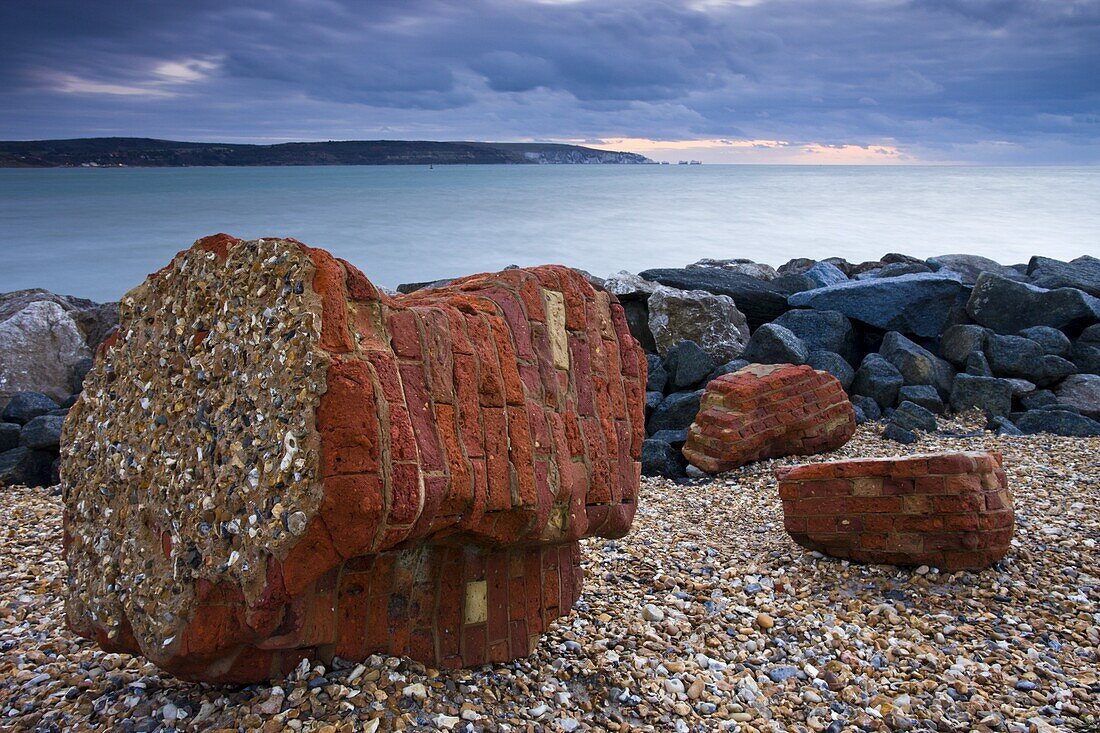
(681, 363, 856, 474)
(776, 451, 1013, 570)
(61, 234, 646, 683)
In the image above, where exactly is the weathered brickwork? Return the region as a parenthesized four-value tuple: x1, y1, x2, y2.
(777, 452, 1014, 570)
(62, 234, 644, 683)
(682, 363, 856, 473)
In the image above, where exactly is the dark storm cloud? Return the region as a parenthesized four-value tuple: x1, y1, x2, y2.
(1, 0, 1098, 162)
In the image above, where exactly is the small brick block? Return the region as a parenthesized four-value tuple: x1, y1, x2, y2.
(775, 451, 1013, 570)
(683, 364, 856, 473)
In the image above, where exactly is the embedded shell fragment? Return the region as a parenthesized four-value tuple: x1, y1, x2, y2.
(61, 235, 646, 683)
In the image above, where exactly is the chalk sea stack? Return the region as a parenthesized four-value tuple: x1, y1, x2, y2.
(61, 234, 645, 683)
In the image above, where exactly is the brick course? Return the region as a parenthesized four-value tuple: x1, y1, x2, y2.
(62, 235, 645, 683)
(682, 363, 856, 473)
(776, 451, 1013, 570)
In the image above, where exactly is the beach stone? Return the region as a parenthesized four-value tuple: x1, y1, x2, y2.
(646, 354, 668, 393)
(19, 415, 64, 450)
(848, 258, 885, 275)
(882, 423, 919, 444)
(879, 332, 955, 399)
(802, 261, 849, 288)
(965, 350, 994, 377)
(772, 309, 857, 365)
(983, 334, 1045, 377)
(1, 392, 60, 425)
(0, 288, 119, 350)
(682, 364, 855, 473)
(1015, 409, 1100, 437)
(872, 262, 933, 278)
(1025, 352, 1075, 388)
(882, 252, 926, 266)
(0, 446, 54, 487)
(647, 390, 704, 434)
(777, 451, 1014, 570)
(1071, 325, 1100, 374)
(647, 286, 750, 363)
(777, 257, 817, 276)
(1020, 389, 1057, 410)
(602, 272, 659, 353)
(0, 300, 92, 409)
(991, 416, 1023, 436)
(1018, 326, 1071, 358)
(807, 350, 854, 390)
(1054, 374, 1100, 419)
(687, 258, 778, 281)
(62, 235, 646, 684)
(940, 325, 989, 367)
(926, 254, 1025, 285)
(966, 273, 1100, 334)
(950, 374, 1013, 418)
(638, 268, 791, 330)
(770, 273, 817, 294)
(642, 439, 686, 479)
(984, 334, 1077, 387)
(1003, 378, 1037, 398)
(898, 385, 944, 414)
(787, 273, 970, 338)
(743, 324, 809, 366)
(664, 341, 717, 390)
(1026, 255, 1100, 297)
(0, 422, 19, 452)
(889, 401, 938, 433)
(851, 354, 904, 409)
(825, 256, 859, 273)
(649, 428, 688, 448)
(850, 395, 881, 422)
(1027, 403, 1080, 414)
(70, 356, 95, 394)
(705, 358, 750, 383)
(646, 390, 663, 415)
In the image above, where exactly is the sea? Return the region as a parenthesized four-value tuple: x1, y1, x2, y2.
(1, 164, 1097, 302)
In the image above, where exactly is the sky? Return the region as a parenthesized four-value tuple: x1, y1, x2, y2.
(2, 0, 1099, 164)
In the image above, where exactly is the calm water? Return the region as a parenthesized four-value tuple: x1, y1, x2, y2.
(1, 165, 1098, 302)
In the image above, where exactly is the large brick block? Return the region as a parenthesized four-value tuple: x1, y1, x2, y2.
(682, 363, 856, 473)
(776, 451, 1013, 570)
(61, 235, 645, 683)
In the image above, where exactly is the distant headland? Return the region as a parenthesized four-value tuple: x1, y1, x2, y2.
(0, 137, 654, 168)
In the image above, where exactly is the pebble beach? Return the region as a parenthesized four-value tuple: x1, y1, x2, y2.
(3, 416, 1097, 732)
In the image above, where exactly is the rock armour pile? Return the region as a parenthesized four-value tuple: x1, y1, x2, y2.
(61, 234, 645, 682)
(776, 451, 1013, 570)
(682, 364, 856, 473)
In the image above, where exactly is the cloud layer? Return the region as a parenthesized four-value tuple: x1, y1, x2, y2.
(3, 0, 1098, 163)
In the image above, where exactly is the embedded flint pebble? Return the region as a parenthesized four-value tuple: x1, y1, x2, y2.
(61, 234, 646, 683)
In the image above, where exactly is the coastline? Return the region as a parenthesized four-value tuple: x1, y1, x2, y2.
(0, 137, 655, 169)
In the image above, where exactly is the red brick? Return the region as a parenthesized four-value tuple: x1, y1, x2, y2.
(778, 451, 1013, 572)
(683, 364, 855, 473)
(799, 479, 852, 498)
